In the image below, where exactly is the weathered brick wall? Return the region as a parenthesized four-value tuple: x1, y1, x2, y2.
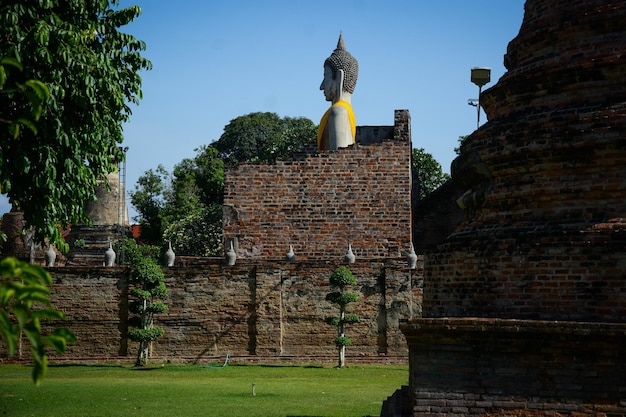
(388, 1, 626, 417)
(402, 318, 626, 417)
(424, 0, 626, 321)
(223, 110, 413, 261)
(27, 260, 421, 363)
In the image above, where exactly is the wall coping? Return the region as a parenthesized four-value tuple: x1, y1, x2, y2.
(401, 317, 626, 337)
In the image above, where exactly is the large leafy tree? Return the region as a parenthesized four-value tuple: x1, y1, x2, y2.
(130, 147, 225, 254)
(412, 148, 451, 199)
(212, 112, 316, 165)
(0, 1, 151, 250)
(129, 165, 169, 245)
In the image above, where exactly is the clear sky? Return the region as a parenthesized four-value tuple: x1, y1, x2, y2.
(1, 0, 526, 219)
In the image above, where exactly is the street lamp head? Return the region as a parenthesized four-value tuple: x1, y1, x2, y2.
(471, 67, 491, 88)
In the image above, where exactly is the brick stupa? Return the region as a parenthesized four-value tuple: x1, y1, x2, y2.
(389, 1, 626, 416)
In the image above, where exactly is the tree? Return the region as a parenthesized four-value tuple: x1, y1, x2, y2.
(455, 135, 469, 155)
(130, 147, 224, 254)
(111, 238, 166, 366)
(212, 112, 316, 165)
(0, 257, 76, 384)
(0, 1, 151, 250)
(129, 165, 169, 245)
(0, 57, 50, 142)
(412, 148, 451, 199)
(163, 204, 222, 257)
(325, 266, 360, 368)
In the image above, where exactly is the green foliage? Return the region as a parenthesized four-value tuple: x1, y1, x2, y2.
(129, 166, 169, 245)
(325, 266, 360, 368)
(0, 257, 76, 385)
(325, 291, 359, 306)
(127, 326, 164, 344)
(130, 148, 225, 254)
(343, 313, 360, 324)
(412, 148, 451, 199)
(163, 204, 223, 257)
(455, 135, 469, 155)
(334, 336, 352, 348)
(325, 313, 360, 327)
(212, 112, 316, 165)
(329, 266, 357, 288)
(113, 237, 160, 266)
(127, 256, 168, 366)
(0, 56, 50, 139)
(0, 1, 151, 250)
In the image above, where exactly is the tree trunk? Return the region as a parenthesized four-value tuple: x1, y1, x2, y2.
(135, 298, 148, 366)
(338, 305, 346, 368)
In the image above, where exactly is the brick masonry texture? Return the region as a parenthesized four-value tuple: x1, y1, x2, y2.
(402, 318, 626, 417)
(391, 1, 626, 416)
(425, 0, 626, 321)
(223, 110, 413, 261)
(27, 260, 422, 363)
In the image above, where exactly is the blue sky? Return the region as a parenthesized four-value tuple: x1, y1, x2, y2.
(1, 0, 526, 219)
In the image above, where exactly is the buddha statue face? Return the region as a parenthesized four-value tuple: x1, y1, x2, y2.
(320, 65, 341, 103)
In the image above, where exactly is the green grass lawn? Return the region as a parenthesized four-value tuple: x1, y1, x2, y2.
(0, 362, 407, 417)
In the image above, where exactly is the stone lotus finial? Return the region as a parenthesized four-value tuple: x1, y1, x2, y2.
(104, 241, 116, 267)
(225, 241, 237, 266)
(344, 243, 356, 264)
(407, 243, 418, 269)
(165, 241, 175, 267)
(285, 245, 296, 262)
(45, 245, 56, 267)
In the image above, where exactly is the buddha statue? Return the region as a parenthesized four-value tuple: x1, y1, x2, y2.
(318, 33, 358, 150)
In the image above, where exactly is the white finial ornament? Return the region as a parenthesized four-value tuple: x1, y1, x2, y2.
(345, 243, 355, 264)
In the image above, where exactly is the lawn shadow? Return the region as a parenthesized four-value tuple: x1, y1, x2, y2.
(234, 363, 324, 369)
(48, 363, 125, 369)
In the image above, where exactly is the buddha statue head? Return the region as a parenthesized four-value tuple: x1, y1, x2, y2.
(321, 33, 359, 101)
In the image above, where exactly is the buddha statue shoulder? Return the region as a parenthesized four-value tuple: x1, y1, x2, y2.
(318, 33, 358, 151)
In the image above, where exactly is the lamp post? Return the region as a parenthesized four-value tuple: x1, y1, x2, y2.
(470, 67, 491, 129)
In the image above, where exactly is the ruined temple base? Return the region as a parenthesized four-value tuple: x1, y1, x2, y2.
(65, 224, 126, 266)
(383, 318, 626, 417)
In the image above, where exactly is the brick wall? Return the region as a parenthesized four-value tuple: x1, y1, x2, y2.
(21, 260, 421, 363)
(424, 0, 626, 322)
(402, 318, 626, 417)
(386, 1, 626, 416)
(223, 110, 413, 261)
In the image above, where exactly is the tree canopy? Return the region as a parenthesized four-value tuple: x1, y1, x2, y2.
(212, 112, 317, 165)
(412, 148, 451, 199)
(130, 147, 225, 255)
(0, 1, 151, 250)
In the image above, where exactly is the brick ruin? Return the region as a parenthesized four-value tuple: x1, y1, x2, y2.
(41, 260, 421, 363)
(388, 0, 626, 416)
(1, 109, 422, 364)
(223, 109, 413, 261)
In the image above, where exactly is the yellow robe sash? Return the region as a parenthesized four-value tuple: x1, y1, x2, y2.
(317, 100, 356, 150)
